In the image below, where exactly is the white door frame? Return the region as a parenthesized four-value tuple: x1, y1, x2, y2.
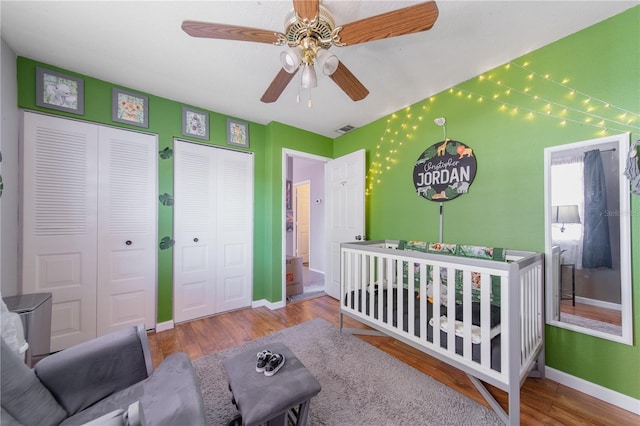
(281, 149, 330, 305)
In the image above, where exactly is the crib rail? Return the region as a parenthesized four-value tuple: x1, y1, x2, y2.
(340, 240, 544, 392)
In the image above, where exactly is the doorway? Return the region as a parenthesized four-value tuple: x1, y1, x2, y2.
(283, 150, 328, 303)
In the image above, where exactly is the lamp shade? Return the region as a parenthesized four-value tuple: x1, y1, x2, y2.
(316, 48, 339, 75)
(552, 205, 581, 224)
(301, 64, 317, 88)
(280, 47, 303, 73)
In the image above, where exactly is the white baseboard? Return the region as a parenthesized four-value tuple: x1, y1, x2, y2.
(155, 320, 174, 332)
(545, 366, 640, 415)
(574, 296, 622, 311)
(252, 299, 285, 310)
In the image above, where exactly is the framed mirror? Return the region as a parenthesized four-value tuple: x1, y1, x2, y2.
(544, 133, 632, 345)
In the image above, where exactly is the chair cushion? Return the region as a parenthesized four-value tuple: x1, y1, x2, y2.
(1, 338, 67, 426)
(35, 326, 149, 416)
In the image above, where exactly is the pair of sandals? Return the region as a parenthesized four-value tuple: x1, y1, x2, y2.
(256, 350, 285, 376)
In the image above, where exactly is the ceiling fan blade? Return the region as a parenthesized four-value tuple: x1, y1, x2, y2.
(261, 68, 299, 103)
(293, 0, 319, 22)
(336, 1, 439, 46)
(329, 62, 369, 101)
(182, 21, 285, 45)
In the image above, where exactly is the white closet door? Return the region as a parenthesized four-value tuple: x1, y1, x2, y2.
(214, 149, 253, 312)
(96, 126, 157, 335)
(173, 141, 217, 322)
(22, 112, 99, 351)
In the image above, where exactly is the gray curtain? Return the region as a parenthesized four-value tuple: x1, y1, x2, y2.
(582, 149, 612, 268)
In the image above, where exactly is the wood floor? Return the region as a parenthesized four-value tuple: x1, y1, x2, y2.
(560, 300, 622, 325)
(147, 295, 638, 426)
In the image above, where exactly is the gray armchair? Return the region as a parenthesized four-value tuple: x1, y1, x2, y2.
(1, 325, 206, 426)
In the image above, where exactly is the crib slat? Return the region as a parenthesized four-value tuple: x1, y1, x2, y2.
(419, 263, 427, 341)
(369, 256, 383, 321)
(407, 261, 414, 336)
(500, 274, 509, 375)
(432, 265, 441, 348)
(369, 254, 375, 319)
(446, 267, 456, 355)
(522, 268, 530, 362)
(358, 252, 364, 314)
(386, 257, 393, 327)
(462, 270, 473, 362)
(344, 251, 352, 310)
(398, 258, 405, 330)
(480, 272, 491, 370)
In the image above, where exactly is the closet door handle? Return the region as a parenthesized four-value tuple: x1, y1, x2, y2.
(193, 237, 199, 243)
(125, 240, 132, 246)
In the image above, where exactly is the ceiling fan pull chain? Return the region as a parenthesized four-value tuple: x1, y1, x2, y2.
(308, 88, 313, 108)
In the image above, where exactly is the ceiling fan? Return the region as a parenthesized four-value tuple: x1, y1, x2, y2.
(182, 1, 439, 104)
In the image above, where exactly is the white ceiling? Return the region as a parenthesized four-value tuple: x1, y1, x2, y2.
(2, 1, 637, 138)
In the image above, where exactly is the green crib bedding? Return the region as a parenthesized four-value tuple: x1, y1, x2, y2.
(397, 240, 506, 307)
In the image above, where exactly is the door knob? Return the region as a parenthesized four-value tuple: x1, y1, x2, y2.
(125, 240, 132, 246)
(193, 237, 199, 243)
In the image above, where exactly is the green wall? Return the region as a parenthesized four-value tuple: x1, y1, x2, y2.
(335, 6, 639, 399)
(16, 56, 332, 322)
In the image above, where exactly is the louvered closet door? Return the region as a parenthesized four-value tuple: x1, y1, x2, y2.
(96, 126, 157, 335)
(22, 112, 99, 351)
(173, 140, 253, 323)
(214, 148, 253, 312)
(173, 141, 218, 323)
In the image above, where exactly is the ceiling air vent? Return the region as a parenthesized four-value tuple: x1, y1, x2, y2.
(335, 125, 356, 134)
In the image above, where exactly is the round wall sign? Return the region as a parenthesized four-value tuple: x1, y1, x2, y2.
(413, 139, 477, 202)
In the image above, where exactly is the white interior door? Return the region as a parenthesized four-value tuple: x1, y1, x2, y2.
(21, 112, 99, 351)
(324, 149, 366, 299)
(214, 149, 253, 313)
(96, 126, 157, 335)
(294, 182, 310, 263)
(173, 141, 217, 323)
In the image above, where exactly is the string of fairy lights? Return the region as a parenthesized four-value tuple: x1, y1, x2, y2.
(365, 61, 640, 194)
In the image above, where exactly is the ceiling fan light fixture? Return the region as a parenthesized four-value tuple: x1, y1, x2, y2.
(280, 46, 303, 73)
(316, 48, 338, 75)
(301, 64, 317, 88)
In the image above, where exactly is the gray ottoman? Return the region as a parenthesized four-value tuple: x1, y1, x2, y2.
(223, 342, 321, 426)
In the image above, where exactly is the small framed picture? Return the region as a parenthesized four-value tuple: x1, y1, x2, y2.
(227, 119, 249, 148)
(36, 67, 84, 115)
(182, 107, 209, 140)
(112, 88, 148, 128)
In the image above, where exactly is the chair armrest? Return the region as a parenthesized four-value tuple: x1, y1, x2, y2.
(35, 325, 151, 416)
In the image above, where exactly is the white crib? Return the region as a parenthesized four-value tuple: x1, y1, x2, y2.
(339, 240, 545, 425)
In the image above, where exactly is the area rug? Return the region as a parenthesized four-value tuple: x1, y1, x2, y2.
(560, 312, 622, 336)
(192, 318, 501, 425)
